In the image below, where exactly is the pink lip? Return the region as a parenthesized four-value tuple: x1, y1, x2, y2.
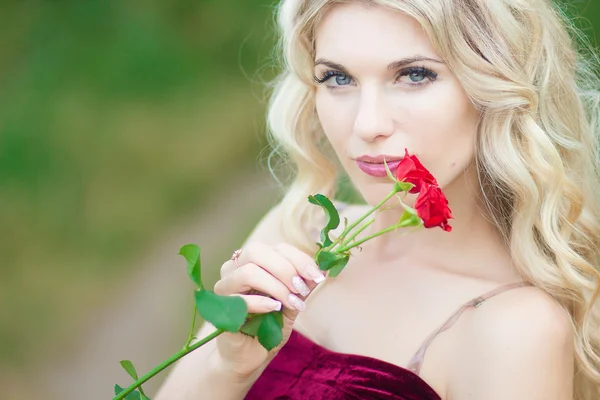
(355, 157, 403, 178)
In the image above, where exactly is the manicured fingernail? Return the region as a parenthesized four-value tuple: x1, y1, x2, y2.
(288, 293, 306, 311)
(306, 264, 326, 283)
(292, 275, 310, 297)
(265, 299, 282, 311)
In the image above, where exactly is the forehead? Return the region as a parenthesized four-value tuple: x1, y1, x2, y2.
(314, 3, 439, 64)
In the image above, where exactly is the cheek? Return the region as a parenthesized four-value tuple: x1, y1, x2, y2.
(315, 92, 353, 151)
(404, 82, 479, 184)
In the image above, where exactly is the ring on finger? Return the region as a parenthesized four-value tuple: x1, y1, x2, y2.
(230, 248, 243, 268)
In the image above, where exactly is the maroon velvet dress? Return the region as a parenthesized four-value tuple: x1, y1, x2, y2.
(245, 282, 528, 400)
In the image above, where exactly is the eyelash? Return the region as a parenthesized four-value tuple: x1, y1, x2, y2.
(312, 66, 438, 89)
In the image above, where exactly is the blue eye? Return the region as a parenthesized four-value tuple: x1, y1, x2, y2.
(397, 67, 437, 85)
(334, 74, 352, 85)
(313, 66, 438, 89)
(409, 71, 425, 82)
(313, 70, 354, 87)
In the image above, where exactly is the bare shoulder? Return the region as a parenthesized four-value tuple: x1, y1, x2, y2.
(467, 285, 573, 339)
(242, 202, 286, 246)
(449, 285, 574, 400)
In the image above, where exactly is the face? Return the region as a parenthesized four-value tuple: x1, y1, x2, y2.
(313, 2, 481, 207)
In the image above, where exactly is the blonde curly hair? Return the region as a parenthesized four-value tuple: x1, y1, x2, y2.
(264, 0, 600, 397)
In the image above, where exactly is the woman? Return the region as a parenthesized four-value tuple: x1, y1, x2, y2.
(156, 0, 600, 399)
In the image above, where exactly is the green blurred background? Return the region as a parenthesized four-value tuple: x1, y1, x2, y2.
(1, 1, 599, 399)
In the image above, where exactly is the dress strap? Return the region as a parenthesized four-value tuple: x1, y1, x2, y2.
(406, 281, 530, 375)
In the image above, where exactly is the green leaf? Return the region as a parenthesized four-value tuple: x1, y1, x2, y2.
(308, 194, 340, 247)
(272, 309, 284, 328)
(394, 181, 414, 193)
(240, 314, 264, 337)
(195, 290, 247, 332)
(117, 360, 148, 398)
(395, 181, 415, 192)
(141, 395, 151, 400)
(239, 312, 284, 350)
(326, 254, 349, 277)
(179, 244, 202, 288)
(316, 251, 349, 277)
(257, 312, 283, 351)
(398, 210, 421, 227)
(119, 360, 139, 380)
(317, 250, 344, 271)
(114, 385, 143, 400)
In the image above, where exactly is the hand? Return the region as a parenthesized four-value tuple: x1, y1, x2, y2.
(212, 242, 326, 377)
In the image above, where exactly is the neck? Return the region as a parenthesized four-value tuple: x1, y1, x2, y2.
(361, 169, 517, 281)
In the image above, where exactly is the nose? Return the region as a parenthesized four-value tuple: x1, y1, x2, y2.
(353, 87, 394, 142)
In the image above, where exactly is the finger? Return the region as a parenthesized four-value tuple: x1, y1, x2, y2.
(214, 263, 306, 311)
(273, 242, 326, 286)
(220, 257, 237, 279)
(230, 294, 300, 330)
(237, 242, 312, 297)
(234, 294, 282, 313)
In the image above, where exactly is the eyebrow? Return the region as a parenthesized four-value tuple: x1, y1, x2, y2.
(314, 56, 443, 72)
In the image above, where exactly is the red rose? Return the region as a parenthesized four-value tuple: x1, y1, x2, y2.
(395, 149, 437, 193)
(414, 183, 453, 232)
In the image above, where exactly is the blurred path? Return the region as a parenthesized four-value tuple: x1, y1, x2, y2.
(35, 169, 280, 399)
